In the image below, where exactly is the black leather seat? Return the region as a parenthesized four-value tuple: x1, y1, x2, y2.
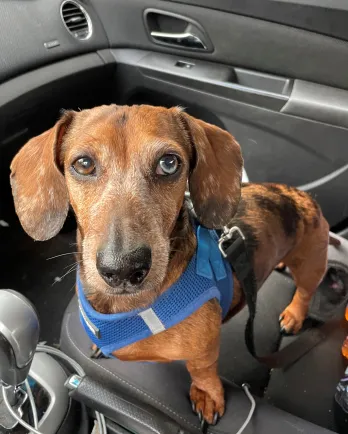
(60, 270, 345, 433)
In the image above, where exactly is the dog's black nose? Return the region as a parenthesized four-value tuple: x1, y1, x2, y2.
(96, 246, 152, 288)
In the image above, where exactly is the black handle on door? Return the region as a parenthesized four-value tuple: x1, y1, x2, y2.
(150, 31, 207, 50)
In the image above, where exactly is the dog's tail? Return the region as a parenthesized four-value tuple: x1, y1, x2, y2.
(329, 234, 341, 247)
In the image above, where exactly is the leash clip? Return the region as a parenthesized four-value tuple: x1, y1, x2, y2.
(218, 226, 245, 258)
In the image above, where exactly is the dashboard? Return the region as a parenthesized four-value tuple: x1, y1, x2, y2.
(0, 0, 107, 84)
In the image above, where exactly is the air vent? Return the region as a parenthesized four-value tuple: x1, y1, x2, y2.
(61, 1, 92, 40)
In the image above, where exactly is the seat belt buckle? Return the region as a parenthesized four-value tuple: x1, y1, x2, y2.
(218, 226, 245, 258)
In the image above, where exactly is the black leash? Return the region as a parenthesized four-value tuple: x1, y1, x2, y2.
(218, 226, 337, 369)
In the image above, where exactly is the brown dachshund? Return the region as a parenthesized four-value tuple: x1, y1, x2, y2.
(10, 105, 334, 426)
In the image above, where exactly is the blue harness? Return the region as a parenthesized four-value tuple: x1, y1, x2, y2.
(78, 224, 234, 358)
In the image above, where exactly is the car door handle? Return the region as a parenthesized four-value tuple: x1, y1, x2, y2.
(150, 31, 207, 50)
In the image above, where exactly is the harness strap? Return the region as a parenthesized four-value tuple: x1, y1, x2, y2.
(220, 226, 337, 369)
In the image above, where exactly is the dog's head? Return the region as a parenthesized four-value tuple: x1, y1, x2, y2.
(10, 105, 243, 310)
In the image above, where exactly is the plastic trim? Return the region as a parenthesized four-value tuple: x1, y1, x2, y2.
(271, 0, 348, 10)
(0, 53, 105, 113)
(281, 79, 348, 129)
(29, 353, 69, 434)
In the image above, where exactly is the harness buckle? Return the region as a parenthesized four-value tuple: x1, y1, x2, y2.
(218, 226, 245, 258)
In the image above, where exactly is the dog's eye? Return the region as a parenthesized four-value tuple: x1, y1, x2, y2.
(72, 157, 96, 176)
(156, 154, 181, 176)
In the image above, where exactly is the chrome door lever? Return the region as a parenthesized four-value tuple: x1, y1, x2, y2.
(150, 31, 207, 50)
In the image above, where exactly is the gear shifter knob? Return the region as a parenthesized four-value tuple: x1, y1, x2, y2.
(0, 290, 40, 386)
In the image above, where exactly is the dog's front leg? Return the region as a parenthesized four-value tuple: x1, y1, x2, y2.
(187, 357, 224, 428)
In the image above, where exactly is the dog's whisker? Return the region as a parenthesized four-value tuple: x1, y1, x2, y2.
(52, 264, 79, 285)
(47, 252, 80, 260)
(63, 260, 82, 270)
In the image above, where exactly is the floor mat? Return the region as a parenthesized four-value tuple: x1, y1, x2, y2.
(0, 219, 76, 345)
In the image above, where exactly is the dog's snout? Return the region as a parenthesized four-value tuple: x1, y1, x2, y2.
(97, 246, 152, 289)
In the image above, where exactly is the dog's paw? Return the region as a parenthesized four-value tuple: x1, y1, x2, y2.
(279, 307, 305, 334)
(190, 384, 224, 431)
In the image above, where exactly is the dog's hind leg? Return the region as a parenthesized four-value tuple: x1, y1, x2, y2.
(279, 216, 330, 334)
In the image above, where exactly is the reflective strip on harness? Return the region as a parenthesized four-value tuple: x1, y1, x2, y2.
(78, 299, 100, 339)
(139, 308, 166, 334)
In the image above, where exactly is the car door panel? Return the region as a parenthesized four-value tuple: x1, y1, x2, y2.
(107, 48, 348, 226)
(91, 0, 348, 228)
(91, 0, 348, 90)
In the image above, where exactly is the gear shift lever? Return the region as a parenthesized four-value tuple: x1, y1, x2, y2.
(0, 289, 40, 387)
(0, 289, 40, 430)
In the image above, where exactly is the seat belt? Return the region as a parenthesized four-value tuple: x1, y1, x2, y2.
(218, 226, 338, 369)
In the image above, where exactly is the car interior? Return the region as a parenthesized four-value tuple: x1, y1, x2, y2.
(1, 0, 348, 433)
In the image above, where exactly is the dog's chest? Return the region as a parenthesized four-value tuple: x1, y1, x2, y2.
(114, 299, 222, 362)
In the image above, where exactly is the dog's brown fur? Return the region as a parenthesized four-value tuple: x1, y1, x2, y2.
(10, 105, 333, 424)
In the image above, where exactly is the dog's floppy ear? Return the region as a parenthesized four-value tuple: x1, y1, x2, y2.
(10, 111, 75, 241)
(179, 112, 243, 228)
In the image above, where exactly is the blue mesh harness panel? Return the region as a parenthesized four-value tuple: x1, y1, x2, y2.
(78, 225, 233, 358)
